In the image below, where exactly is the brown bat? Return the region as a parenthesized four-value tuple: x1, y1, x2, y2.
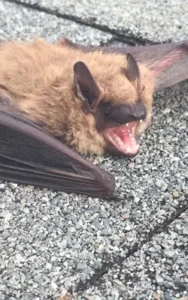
(0, 38, 187, 197)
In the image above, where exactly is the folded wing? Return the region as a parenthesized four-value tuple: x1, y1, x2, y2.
(0, 96, 115, 197)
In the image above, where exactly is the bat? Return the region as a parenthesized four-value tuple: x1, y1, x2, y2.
(0, 38, 187, 197)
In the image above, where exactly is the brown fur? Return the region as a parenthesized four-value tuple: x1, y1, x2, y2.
(0, 38, 154, 155)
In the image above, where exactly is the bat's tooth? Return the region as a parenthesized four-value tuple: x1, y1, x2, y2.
(140, 119, 143, 123)
(126, 123, 129, 127)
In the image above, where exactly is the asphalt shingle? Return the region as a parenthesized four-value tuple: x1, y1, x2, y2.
(0, 0, 112, 44)
(0, 1, 187, 299)
(13, 0, 188, 42)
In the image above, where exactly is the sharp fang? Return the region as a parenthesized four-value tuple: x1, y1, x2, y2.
(126, 123, 129, 127)
(140, 119, 143, 123)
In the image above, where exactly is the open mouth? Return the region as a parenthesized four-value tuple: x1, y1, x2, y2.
(103, 120, 142, 156)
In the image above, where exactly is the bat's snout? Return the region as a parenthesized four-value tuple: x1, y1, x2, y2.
(106, 101, 147, 125)
(133, 100, 147, 121)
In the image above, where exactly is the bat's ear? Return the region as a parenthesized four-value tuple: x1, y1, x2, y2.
(125, 53, 141, 91)
(73, 61, 102, 113)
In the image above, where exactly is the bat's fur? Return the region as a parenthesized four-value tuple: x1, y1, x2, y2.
(0, 38, 154, 155)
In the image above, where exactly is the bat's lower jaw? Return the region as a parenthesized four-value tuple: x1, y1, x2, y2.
(103, 121, 140, 157)
(107, 145, 140, 158)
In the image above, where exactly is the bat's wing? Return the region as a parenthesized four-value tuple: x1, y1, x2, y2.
(125, 40, 188, 91)
(58, 38, 188, 91)
(0, 96, 115, 197)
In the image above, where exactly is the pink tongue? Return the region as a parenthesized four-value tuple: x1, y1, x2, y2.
(113, 127, 137, 148)
(104, 122, 139, 155)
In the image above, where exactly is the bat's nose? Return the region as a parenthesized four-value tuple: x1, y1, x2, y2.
(132, 100, 147, 120)
(106, 101, 147, 124)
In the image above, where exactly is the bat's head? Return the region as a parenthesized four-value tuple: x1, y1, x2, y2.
(73, 52, 154, 156)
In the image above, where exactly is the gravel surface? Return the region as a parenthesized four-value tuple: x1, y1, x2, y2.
(0, 1, 188, 299)
(12, 0, 188, 42)
(0, 78, 187, 299)
(0, 0, 112, 44)
(75, 210, 188, 300)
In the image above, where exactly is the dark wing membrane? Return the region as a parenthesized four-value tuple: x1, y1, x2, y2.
(126, 41, 188, 91)
(60, 38, 188, 91)
(0, 101, 115, 197)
